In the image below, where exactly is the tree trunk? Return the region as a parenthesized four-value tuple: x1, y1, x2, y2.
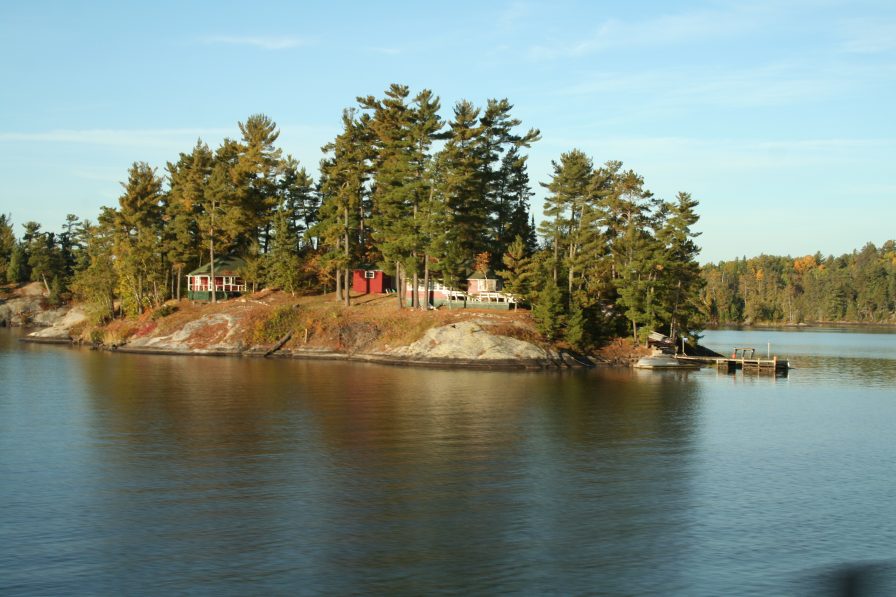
(176, 266, 182, 300)
(344, 206, 351, 307)
(552, 238, 559, 283)
(336, 267, 342, 302)
(422, 254, 430, 310)
(209, 232, 216, 305)
(412, 271, 419, 309)
(344, 268, 350, 307)
(395, 261, 403, 308)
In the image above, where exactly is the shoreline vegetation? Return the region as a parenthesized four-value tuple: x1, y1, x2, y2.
(701, 245, 896, 327)
(7, 283, 649, 369)
(5, 281, 892, 371)
(1, 84, 893, 362)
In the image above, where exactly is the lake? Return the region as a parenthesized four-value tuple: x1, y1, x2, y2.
(1, 327, 895, 595)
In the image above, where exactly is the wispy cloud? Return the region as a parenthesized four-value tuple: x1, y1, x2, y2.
(528, 3, 775, 60)
(0, 128, 231, 148)
(199, 35, 314, 50)
(556, 60, 856, 109)
(839, 18, 896, 54)
(541, 135, 896, 172)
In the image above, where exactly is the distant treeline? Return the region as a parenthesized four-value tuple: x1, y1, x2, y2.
(701, 242, 896, 325)
(0, 83, 705, 350)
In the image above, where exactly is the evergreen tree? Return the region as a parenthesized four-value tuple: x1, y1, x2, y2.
(58, 213, 82, 285)
(70, 216, 117, 323)
(264, 200, 302, 294)
(538, 149, 594, 292)
(361, 84, 418, 307)
(479, 99, 540, 261)
(0, 214, 15, 284)
(408, 89, 443, 308)
(655, 192, 704, 338)
(233, 114, 284, 252)
(497, 235, 533, 309)
(436, 100, 489, 285)
(314, 108, 373, 304)
(532, 277, 565, 341)
(165, 140, 213, 299)
(27, 227, 62, 295)
(6, 242, 27, 284)
(604, 168, 661, 341)
(112, 162, 165, 314)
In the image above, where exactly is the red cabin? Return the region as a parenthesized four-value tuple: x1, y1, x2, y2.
(352, 268, 394, 294)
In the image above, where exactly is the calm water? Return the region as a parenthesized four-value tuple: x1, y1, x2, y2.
(1, 327, 895, 595)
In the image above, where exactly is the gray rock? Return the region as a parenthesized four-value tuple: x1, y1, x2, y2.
(385, 321, 552, 361)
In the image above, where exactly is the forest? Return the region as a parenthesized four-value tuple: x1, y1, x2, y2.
(0, 84, 705, 350)
(701, 244, 896, 325)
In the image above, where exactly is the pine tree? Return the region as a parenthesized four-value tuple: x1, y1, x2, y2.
(0, 214, 15, 284)
(233, 114, 284, 252)
(361, 84, 418, 307)
(436, 100, 488, 285)
(26, 227, 62, 295)
(6, 243, 26, 284)
(407, 89, 443, 308)
(112, 162, 165, 314)
(165, 140, 212, 299)
(264, 200, 302, 294)
(70, 217, 117, 322)
(314, 108, 373, 304)
(532, 277, 565, 341)
(479, 99, 540, 261)
(497, 235, 533, 309)
(58, 213, 82, 286)
(602, 168, 661, 341)
(538, 149, 593, 290)
(655, 192, 704, 338)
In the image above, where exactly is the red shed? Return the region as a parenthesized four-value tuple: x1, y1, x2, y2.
(352, 268, 394, 294)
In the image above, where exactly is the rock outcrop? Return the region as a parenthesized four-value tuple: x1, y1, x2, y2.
(384, 321, 554, 363)
(28, 307, 88, 340)
(2, 283, 75, 332)
(125, 312, 247, 353)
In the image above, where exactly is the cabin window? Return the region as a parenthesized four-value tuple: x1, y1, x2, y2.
(364, 270, 376, 279)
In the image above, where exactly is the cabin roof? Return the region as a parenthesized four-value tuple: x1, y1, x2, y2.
(468, 270, 499, 280)
(187, 256, 246, 277)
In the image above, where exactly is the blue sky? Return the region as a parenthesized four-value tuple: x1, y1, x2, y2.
(0, 0, 893, 263)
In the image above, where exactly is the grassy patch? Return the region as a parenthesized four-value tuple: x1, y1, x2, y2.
(253, 305, 301, 345)
(100, 319, 139, 345)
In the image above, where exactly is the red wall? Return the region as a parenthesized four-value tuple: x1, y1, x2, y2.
(352, 270, 392, 294)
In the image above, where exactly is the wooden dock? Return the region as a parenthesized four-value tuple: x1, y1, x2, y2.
(676, 347, 789, 374)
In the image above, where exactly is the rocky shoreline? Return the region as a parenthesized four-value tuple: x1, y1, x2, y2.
(20, 329, 572, 370)
(7, 284, 628, 370)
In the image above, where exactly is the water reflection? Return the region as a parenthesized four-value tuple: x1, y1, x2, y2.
(3, 329, 895, 595)
(1, 334, 704, 595)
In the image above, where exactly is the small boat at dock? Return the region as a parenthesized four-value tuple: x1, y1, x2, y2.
(634, 351, 701, 370)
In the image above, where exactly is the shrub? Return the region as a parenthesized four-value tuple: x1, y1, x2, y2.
(253, 305, 301, 344)
(532, 280, 565, 341)
(152, 304, 177, 320)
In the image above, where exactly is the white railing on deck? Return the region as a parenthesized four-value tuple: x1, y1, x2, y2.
(470, 291, 516, 303)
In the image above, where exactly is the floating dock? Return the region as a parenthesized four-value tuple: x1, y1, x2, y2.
(676, 347, 789, 374)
